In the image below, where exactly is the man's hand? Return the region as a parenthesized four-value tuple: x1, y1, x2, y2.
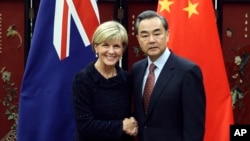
(123, 117, 138, 136)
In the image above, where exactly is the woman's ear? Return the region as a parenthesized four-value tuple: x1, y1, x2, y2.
(93, 44, 98, 57)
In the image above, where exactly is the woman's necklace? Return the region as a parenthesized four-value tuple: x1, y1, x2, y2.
(101, 69, 116, 78)
(94, 61, 117, 79)
(96, 67, 117, 79)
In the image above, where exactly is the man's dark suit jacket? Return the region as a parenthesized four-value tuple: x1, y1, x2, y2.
(131, 52, 206, 141)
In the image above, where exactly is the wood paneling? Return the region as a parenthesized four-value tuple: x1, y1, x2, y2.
(222, 2, 250, 124)
(0, 0, 24, 138)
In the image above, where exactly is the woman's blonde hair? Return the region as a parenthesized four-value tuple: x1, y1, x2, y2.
(91, 21, 128, 51)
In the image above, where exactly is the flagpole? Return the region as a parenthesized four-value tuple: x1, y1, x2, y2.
(117, 0, 123, 68)
(29, 0, 34, 39)
(215, 0, 217, 10)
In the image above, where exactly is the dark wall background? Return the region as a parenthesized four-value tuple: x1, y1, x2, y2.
(222, 2, 250, 124)
(0, 0, 24, 138)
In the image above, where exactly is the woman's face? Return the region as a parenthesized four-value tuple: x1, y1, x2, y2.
(94, 40, 124, 67)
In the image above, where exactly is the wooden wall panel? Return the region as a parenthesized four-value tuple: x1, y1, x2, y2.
(98, 1, 115, 23)
(222, 2, 250, 124)
(0, 0, 24, 139)
(127, 1, 157, 70)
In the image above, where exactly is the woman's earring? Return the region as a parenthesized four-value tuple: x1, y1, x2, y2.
(95, 53, 98, 58)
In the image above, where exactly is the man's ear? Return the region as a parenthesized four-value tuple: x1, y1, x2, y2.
(166, 30, 170, 42)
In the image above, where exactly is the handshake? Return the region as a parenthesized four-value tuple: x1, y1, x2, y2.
(122, 117, 138, 136)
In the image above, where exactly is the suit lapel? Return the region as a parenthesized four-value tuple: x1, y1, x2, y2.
(135, 60, 148, 120)
(145, 54, 176, 118)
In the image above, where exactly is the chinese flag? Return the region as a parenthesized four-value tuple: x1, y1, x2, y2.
(157, 0, 234, 141)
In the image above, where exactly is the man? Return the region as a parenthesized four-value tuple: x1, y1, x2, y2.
(130, 10, 206, 141)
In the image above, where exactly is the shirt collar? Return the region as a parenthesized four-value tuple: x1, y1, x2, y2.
(147, 48, 170, 70)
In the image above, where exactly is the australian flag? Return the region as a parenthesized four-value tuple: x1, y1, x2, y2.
(17, 0, 99, 141)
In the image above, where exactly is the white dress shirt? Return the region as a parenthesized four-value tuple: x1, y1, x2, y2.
(142, 48, 171, 95)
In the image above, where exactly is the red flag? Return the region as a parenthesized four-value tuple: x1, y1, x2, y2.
(157, 0, 234, 141)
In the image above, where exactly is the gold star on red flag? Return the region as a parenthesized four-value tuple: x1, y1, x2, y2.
(183, 0, 199, 18)
(158, 0, 174, 13)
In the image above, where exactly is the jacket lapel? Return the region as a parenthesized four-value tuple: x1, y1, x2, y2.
(145, 54, 176, 118)
(135, 60, 148, 120)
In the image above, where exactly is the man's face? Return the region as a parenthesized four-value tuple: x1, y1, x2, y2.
(137, 17, 169, 62)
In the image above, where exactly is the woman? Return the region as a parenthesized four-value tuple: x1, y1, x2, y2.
(72, 21, 137, 141)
